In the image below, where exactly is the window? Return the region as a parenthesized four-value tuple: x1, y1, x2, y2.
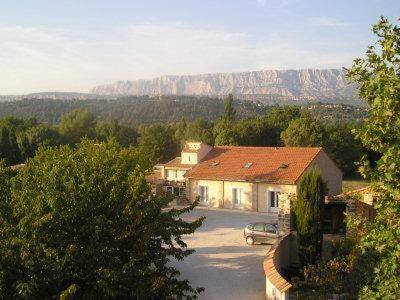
(253, 223, 265, 232)
(166, 186, 173, 194)
(173, 187, 180, 196)
(199, 186, 209, 203)
(269, 191, 280, 208)
(166, 169, 178, 179)
(177, 170, 186, 180)
(179, 187, 185, 196)
(232, 188, 243, 205)
(244, 162, 253, 168)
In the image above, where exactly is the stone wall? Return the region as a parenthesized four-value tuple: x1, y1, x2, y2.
(264, 233, 298, 300)
(278, 193, 296, 235)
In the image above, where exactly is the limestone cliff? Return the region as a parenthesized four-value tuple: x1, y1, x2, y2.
(90, 69, 356, 103)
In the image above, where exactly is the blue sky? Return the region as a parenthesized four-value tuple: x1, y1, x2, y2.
(0, 0, 398, 94)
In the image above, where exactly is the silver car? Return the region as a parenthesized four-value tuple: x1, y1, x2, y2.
(244, 222, 279, 245)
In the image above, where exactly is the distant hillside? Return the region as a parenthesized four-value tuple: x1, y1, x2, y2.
(91, 69, 358, 105)
(0, 96, 367, 127)
(0, 92, 111, 102)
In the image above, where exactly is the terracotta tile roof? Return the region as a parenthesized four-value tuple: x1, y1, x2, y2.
(185, 146, 322, 184)
(164, 157, 193, 169)
(145, 170, 164, 185)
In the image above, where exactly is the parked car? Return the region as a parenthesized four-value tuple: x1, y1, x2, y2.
(244, 222, 279, 245)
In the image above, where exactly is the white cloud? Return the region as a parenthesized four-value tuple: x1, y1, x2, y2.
(0, 22, 355, 94)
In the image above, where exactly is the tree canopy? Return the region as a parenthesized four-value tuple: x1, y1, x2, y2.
(346, 16, 400, 298)
(281, 113, 326, 147)
(0, 140, 204, 299)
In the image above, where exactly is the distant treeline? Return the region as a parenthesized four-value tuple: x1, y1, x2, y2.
(0, 96, 373, 178)
(0, 96, 367, 127)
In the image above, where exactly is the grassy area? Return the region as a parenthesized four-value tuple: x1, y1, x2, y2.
(342, 179, 369, 193)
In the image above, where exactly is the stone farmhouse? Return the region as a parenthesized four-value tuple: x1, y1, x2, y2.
(147, 141, 342, 214)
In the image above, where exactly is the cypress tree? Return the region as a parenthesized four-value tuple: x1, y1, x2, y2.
(294, 167, 327, 267)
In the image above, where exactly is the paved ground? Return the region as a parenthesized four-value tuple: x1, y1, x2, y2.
(172, 207, 277, 300)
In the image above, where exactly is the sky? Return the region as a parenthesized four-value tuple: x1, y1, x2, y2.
(0, 0, 399, 94)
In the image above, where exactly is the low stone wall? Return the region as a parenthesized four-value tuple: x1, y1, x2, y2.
(264, 233, 298, 300)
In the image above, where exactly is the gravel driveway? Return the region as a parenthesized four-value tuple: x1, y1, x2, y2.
(173, 207, 277, 300)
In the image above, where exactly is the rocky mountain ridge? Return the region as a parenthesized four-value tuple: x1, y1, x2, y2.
(0, 92, 114, 102)
(91, 69, 357, 104)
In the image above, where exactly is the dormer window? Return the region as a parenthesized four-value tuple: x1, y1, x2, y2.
(244, 162, 253, 168)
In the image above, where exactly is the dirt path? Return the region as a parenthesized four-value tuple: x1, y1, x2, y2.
(173, 208, 276, 300)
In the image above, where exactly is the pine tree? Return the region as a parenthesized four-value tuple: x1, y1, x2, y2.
(223, 94, 236, 121)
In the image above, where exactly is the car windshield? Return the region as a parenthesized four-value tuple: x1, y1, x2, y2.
(266, 224, 277, 234)
(252, 223, 265, 231)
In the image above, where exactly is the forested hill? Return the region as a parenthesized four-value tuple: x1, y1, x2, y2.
(0, 96, 367, 127)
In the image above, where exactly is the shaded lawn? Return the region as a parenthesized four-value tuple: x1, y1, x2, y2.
(342, 179, 369, 193)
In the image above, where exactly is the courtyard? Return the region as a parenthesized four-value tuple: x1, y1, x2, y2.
(173, 207, 277, 300)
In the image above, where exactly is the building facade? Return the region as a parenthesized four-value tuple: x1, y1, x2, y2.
(148, 141, 342, 214)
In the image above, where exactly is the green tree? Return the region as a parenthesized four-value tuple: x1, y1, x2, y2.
(184, 118, 214, 145)
(94, 120, 138, 147)
(0, 140, 204, 299)
(265, 106, 301, 132)
(138, 123, 179, 164)
(58, 110, 96, 144)
(346, 16, 400, 298)
(223, 94, 236, 121)
(0, 126, 20, 165)
(17, 124, 62, 160)
(173, 118, 187, 147)
(213, 120, 240, 146)
(294, 168, 327, 267)
(324, 122, 363, 176)
(213, 94, 240, 145)
(281, 114, 326, 147)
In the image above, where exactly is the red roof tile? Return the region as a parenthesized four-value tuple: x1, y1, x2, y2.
(145, 170, 164, 184)
(164, 157, 193, 169)
(185, 146, 322, 184)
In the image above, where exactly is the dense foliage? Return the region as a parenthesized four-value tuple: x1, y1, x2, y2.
(0, 97, 367, 127)
(0, 96, 269, 126)
(281, 113, 326, 147)
(0, 111, 138, 166)
(345, 16, 400, 299)
(292, 16, 400, 299)
(294, 168, 327, 267)
(0, 100, 367, 177)
(0, 140, 204, 299)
